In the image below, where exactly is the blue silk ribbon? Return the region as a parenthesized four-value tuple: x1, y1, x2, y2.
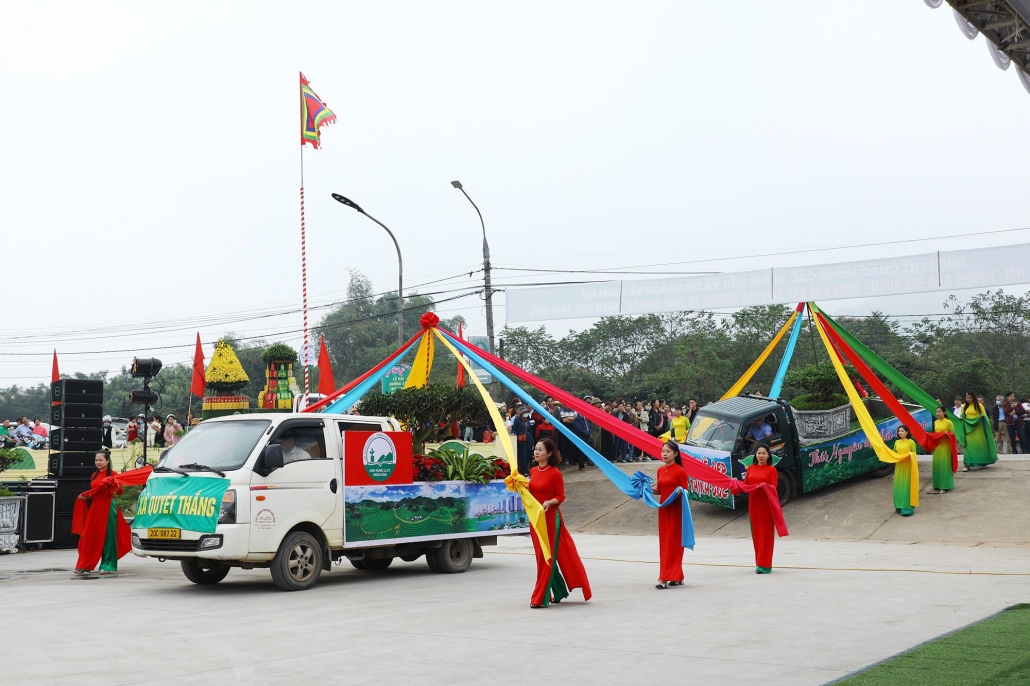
(769, 306, 805, 399)
(630, 471, 696, 549)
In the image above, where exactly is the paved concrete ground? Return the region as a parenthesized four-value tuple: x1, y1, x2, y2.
(3, 532, 1027, 686)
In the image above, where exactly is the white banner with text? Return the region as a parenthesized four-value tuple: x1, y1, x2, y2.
(505, 243, 1030, 323)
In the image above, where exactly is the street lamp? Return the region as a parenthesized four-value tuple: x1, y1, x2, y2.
(451, 180, 496, 397)
(331, 193, 404, 347)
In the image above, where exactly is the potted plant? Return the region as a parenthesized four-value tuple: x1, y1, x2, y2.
(0, 448, 24, 553)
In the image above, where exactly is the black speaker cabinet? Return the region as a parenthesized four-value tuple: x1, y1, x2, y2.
(23, 492, 55, 543)
(54, 478, 92, 515)
(48, 452, 98, 478)
(50, 428, 103, 453)
(51, 379, 104, 404)
(51, 403, 103, 429)
(52, 513, 78, 549)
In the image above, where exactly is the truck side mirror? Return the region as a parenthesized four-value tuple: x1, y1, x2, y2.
(257, 444, 284, 476)
(732, 437, 745, 454)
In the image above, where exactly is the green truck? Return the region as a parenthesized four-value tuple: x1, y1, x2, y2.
(682, 395, 932, 508)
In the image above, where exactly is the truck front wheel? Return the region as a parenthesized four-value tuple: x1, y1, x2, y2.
(776, 470, 794, 507)
(430, 539, 473, 574)
(181, 559, 229, 585)
(270, 531, 323, 591)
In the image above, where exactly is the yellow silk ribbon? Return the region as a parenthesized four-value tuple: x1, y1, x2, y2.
(811, 308, 919, 508)
(404, 331, 435, 388)
(431, 328, 552, 561)
(720, 310, 800, 400)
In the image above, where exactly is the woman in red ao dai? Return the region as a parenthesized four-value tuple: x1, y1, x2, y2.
(652, 440, 690, 589)
(527, 438, 592, 608)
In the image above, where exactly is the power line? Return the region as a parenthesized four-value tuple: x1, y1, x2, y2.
(0, 269, 487, 346)
(0, 290, 483, 357)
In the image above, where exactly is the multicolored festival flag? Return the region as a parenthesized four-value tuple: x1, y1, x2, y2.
(300, 72, 336, 149)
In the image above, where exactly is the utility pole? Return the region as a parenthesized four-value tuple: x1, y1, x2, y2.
(451, 181, 496, 398)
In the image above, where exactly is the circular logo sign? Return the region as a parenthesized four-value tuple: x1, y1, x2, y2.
(362, 432, 397, 482)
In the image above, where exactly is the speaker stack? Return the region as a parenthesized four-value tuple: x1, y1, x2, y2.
(49, 379, 104, 548)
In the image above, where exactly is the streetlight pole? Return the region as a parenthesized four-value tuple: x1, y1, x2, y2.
(331, 193, 404, 347)
(451, 180, 496, 398)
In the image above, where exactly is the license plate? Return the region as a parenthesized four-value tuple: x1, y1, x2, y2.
(147, 528, 181, 540)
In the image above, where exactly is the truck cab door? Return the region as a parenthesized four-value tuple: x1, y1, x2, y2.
(249, 420, 337, 554)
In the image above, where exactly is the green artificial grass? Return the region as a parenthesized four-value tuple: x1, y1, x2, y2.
(835, 604, 1030, 686)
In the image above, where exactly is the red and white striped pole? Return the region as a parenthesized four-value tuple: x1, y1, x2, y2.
(300, 184, 310, 408)
(299, 75, 311, 411)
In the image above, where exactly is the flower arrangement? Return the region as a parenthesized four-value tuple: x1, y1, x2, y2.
(205, 339, 250, 391)
(412, 453, 446, 482)
(412, 446, 511, 484)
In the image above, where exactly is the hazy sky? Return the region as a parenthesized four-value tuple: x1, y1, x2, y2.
(1, 1, 1027, 386)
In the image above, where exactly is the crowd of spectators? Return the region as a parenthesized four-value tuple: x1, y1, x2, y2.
(497, 396, 702, 475)
(0, 416, 49, 449)
(987, 392, 1030, 454)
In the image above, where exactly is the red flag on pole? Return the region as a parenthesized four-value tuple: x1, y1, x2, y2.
(456, 321, 466, 388)
(191, 334, 206, 397)
(317, 338, 336, 396)
(51, 350, 60, 383)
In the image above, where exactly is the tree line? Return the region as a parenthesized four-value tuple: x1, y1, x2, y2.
(2, 284, 1028, 421)
(498, 289, 1030, 406)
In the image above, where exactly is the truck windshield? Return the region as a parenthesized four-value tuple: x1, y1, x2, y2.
(158, 420, 270, 472)
(686, 413, 739, 451)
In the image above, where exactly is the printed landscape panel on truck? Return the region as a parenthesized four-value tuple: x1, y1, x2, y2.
(343, 480, 529, 547)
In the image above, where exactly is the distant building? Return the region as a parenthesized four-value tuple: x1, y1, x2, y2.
(470, 495, 525, 516)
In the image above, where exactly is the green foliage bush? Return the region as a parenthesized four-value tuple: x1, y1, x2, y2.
(0, 448, 21, 474)
(358, 384, 490, 452)
(115, 485, 144, 514)
(790, 393, 851, 411)
(784, 362, 859, 402)
(261, 343, 298, 365)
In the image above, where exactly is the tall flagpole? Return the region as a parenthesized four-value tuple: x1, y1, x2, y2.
(299, 72, 311, 409)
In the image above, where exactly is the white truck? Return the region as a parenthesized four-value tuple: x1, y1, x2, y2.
(130, 413, 528, 591)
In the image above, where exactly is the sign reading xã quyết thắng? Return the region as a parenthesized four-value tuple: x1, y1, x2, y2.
(133, 477, 231, 533)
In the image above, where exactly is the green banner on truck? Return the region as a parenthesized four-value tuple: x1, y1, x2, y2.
(133, 476, 230, 533)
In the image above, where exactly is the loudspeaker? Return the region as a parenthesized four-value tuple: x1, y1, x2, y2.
(23, 492, 55, 543)
(52, 513, 78, 549)
(50, 403, 103, 429)
(51, 379, 104, 404)
(50, 428, 103, 453)
(54, 478, 92, 515)
(48, 452, 97, 478)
